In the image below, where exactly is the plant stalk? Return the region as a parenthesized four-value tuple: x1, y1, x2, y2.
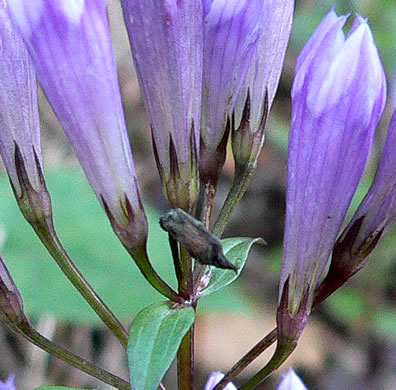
(177, 244, 195, 389)
(213, 328, 277, 390)
(13, 321, 130, 390)
(34, 220, 129, 346)
(213, 165, 255, 238)
(239, 340, 295, 390)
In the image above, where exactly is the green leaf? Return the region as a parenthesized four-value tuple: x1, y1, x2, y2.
(128, 301, 195, 390)
(201, 237, 263, 297)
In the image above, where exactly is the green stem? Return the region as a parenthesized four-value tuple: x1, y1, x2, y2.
(177, 324, 195, 390)
(213, 328, 277, 390)
(239, 340, 295, 390)
(215, 281, 335, 389)
(213, 165, 256, 238)
(130, 247, 183, 303)
(193, 182, 216, 286)
(13, 322, 130, 390)
(33, 220, 129, 346)
(177, 246, 194, 389)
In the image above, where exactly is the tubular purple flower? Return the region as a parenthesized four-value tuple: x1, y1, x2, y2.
(7, 0, 147, 252)
(201, 0, 265, 184)
(316, 108, 396, 303)
(121, 0, 203, 211)
(0, 255, 26, 327)
(278, 10, 386, 340)
(277, 369, 307, 390)
(0, 1, 41, 197)
(232, 0, 294, 172)
(234, 0, 294, 130)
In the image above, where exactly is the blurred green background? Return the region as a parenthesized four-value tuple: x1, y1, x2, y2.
(0, 1, 396, 389)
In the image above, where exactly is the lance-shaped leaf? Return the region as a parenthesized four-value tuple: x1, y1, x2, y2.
(200, 0, 265, 184)
(232, 0, 294, 169)
(121, 0, 203, 211)
(278, 10, 386, 340)
(7, 0, 147, 253)
(0, 1, 41, 197)
(128, 302, 195, 390)
(198, 237, 264, 297)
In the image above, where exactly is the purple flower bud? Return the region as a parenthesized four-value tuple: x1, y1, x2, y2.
(0, 256, 25, 326)
(0, 1, 41, 197)
(317, 108, 396, 302)
(277, 369, 307, 390)
(0, 375, 16, 390)
(278, 10, 386, 338)
(204, 372, 237, 390)
(121, 0, 203, 211)
(232, 0, 294, 169)
(200, 0, 266, 184)
(8, 0, 147, 252)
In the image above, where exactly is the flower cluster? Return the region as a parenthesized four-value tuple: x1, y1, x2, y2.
(278, 9, 388, 347)
(0, 0, 395, 388)
(3, 0, 294, 251)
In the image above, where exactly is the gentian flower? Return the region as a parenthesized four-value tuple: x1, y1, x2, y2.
(121, 0, 203, 211)
(232, 0, 294, 170)
(0, 375, 16, 390)
(316, 107, 396, 303)
(0, 255, 25, 326)
(7, 0, 147, 254)
(0, 0, 50, 223)
(204, 372, 237, 390)
(200, 0, 266, 185)
(278, 9, 386, 343)
(276, 369, 307, 390)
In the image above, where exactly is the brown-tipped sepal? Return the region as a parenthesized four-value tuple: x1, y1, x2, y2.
(102, 191, 148, 259)
(160, 209, 238, 272)
(13, 143, 53, 228)
(232, 89, 269, 172)
(0, 256, 27, 326)
(277, 278, 310, 345)
(331, 215, 384, 277)
(153, 131, 199, 212)
(199, 119, 230, 188)
(313, 216, 384, 307)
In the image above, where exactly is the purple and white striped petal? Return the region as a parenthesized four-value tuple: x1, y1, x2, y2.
(234, 0, 294, 130)
(0, 0, 41, 197)
(279, 10, 386, 324)
(121, 0, 203, 210)
(8, 0, 147, 250)
(200, 0, 265, 182)
(232, 0, 294, 169)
